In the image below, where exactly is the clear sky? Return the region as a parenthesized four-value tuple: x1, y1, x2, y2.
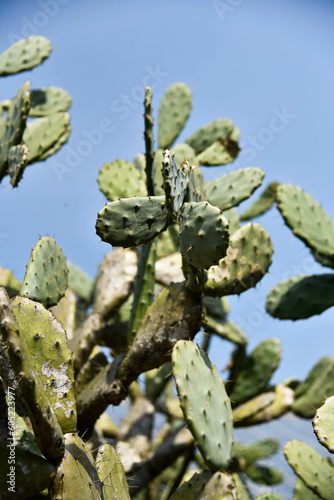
(1, 0, 334, 385)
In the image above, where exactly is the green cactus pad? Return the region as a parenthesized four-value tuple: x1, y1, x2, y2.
(223, 207, 240, 235)
(20, 236, 69, 308)
(203, 296, 230, 320)
(294, 356, 333, 399)
(29, 86, 72, 116)
(171, 142, 196, 166)
(292, 357, 334, 418)
(293, 478, 323, 500)
(169, 470, 213, 499)
(228, 339, 281, 406)
(256, 495, 284, 500)
(50, 288, 77, 342)
(98, 159, 146, 201)
(0, 441, 56, 499)
(162, 149, 188, 218)
(0, 81, 30, 180)
(179, 201, 230, 270)
(7, 143, 29, 187)
(0, 36, 52, 76)
(145, 362, 173, 400)
(204, 316, 248, 346)
(240, 384, 294, 426)
(240, 181, 279, 221)
(95, 443, 131, 499)
(159, 82, 192, 149)
(23, 111, 70, 163)
(266, 274, 334, 320)
(206, 167, 265, 210)
(0, 291, 65, 460)
(206, 222, 273, 297)
(232, 392, 276, 426)
(11, 296, 76, 432)
(172, 340, 233, 470)
(277, 184, 334, 260)
(67, 261, 95, 303)
(313, 396, 334, 453)
(50, 432, 101, 499)
(233, 438, 279, 467)
(284, 440, 334, 500)
(0, 267, 21, 297)
(196, 131, 240, 166)
(96, 195, 170, 247)
(185, 117, 239, 155)
(245, 464, 283, 485)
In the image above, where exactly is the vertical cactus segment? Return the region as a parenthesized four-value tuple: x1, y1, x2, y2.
(313, 396, 334, 453)
(206, 167, 265, 210)
(228, 339, 281, 406)
(144, 86, 155, 196)
(172, 340, 233, 471)
(95, 443, 131, 499)
(98, 160, 146, 201)
(185, 117, 239, 155)
(179, 201, 230, 270)
(128, 240, 157, 344)
(0, 289, 65, 461)
(162, 150, 188, 219)
(29, 86, 72, 116)
(20, 236, 69, 308)
(23, 111, 70, 163)
(206, 223, 273, 296)
(0, 81, 30, 180)
(11, 296, 76, 433)
(0, 36, 52, 76)
(7, 144, 29, 187)
(266, 274, 334, 320)
(50, 433, 102, 499)
(240, 181, 279, 221)
(159, 83, 192, 149)
(284, 440, 334, 500)
(96, 195, 170, 247)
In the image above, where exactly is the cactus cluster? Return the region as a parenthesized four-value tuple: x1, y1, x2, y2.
(1, 36, 334, 499)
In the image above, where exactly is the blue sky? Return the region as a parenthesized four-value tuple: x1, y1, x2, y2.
(1, 0, 334, 383)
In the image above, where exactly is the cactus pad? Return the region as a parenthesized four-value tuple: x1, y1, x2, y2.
(196, 130, 240, 166)
(98, 159, 146, 201)
(228, 338, 281, 406)
(96, 195, 170, 247)
(240, 181, 279, 221)
(95, 443, 131, 499)
(172, 340, 233, 470)
(7, 144, 29, 187)
(0, 81, 30, 180)
(206, 167, 265, 210)
(284, 440, 334, 500)
(0, 36, 52, 76)
(266, 274, 334, 320)
(11, 296, 76, 432)
(277, 183, 334, 260)
(20, 236, 68, 308)
(159, 82, 192, 149)
(313, 396, 334, 453)
(171, 142, 196, 166)
(23, 111, 70, 163)
(29, 86, 72, 116)
(206, 223, 273, 297)
(185, 117, 239, 155)
(179, 201, 230, 270)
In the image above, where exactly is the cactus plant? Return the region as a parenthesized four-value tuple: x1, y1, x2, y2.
(2, 37, 334, 498)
